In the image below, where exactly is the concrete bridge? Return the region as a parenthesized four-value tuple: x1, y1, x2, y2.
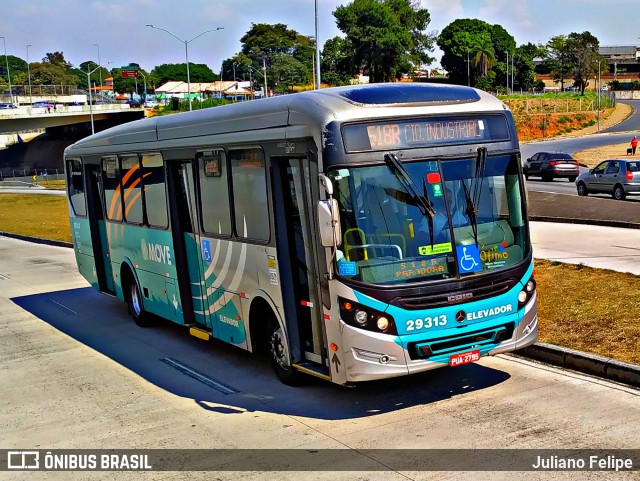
(0, 104, 145, 134)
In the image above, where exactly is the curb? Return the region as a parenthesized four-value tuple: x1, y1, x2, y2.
(529, 215, 640, 230)
(0, 231, 73, 249)
(511, 342, 640, 388)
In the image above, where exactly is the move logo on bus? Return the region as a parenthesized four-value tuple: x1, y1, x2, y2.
(141, 239, 172, 265)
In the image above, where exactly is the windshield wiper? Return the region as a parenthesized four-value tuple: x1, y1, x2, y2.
(462, 147, 487, 246)
(384, 153, 436, 247)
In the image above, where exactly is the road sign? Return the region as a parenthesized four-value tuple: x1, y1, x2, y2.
(121, 70, 139, 78)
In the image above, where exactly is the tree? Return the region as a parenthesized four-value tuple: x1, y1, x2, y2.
(29, 62, 78, 86)
(42, 52, 71, 68)
(567, 31, 600, 95)
(472, 33, 495, 79)
(545, 35, 573, 91)
(438, 19, 493, 87)
(270, 53, 308, 93)
(321, 36, 354, 86)
(334, 0, 434, 83)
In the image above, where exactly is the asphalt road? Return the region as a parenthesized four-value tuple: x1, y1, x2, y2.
(2, 236, 640, 480)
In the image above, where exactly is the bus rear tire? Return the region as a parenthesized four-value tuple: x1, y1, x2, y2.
(125, 272, 152, 327)
(269, 320, 301, 386)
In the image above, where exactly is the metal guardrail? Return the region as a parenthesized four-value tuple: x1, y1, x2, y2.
(0, 169, 65, 182)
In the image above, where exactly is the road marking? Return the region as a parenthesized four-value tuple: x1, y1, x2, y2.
(47, 298, 77, 315)
(160, 357, 238, 395)
(0, 273, 8, 280)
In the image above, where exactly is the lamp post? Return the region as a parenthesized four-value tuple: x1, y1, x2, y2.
(262, 56, 268, 97)
(597, 61, 601, 133)
(146, 24, 223, 111)
(248, 65, 266, 99)
(92, 43, 102, 89)
(467, 48, 470, 87)
(314, 0, 321, 89)
(232, 62, 238, 102)
(87, 61, 110, 135)
(1, 37, 12, 105)
(26, 44, 32, 104)
(139, 70, 147, 101)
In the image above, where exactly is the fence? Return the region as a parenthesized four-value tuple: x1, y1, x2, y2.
(502, 94, 616, 115)
(0, 168, 65, 183)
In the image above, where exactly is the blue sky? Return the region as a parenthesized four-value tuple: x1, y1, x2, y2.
(0, 0, 635, 73)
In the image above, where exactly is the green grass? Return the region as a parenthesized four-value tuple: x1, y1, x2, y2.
(0, 194, 71, 242)
(38, 180, 66, 190)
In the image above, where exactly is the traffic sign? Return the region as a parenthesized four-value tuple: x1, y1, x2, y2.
(121, 70, 139, 78)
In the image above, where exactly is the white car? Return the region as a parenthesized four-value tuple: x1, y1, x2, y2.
(144, 100, 158, 108)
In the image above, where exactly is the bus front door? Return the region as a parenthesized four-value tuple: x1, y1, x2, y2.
(272, 157, 326, 370)
(85, 164, 115, 294)
(166, 161, 210, 331)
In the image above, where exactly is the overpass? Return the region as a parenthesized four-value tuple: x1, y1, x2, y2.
(0, 104, 145, 134)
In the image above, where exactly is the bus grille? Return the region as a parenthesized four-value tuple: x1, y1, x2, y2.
(392, 278, 517, 310)
(407, 322, 515, 360)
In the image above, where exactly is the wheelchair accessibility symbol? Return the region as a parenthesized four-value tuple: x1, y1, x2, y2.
(201, 240, 212, 263)
(456, 245, 482, 273)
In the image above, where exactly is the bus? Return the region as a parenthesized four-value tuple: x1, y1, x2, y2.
(64, 83, 538, 386)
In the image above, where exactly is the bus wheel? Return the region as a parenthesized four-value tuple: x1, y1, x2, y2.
(269, 321, 301, 386)
(126, 274, 152, 327)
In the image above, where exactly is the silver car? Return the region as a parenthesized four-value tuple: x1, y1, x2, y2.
(575, 159, 640, 200)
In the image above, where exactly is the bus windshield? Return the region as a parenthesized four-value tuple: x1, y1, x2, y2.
(329, 153, 529, 285)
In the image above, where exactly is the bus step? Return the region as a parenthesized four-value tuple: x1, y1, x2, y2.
(292, 362, 331, 381)
(189, 326, 211, 341)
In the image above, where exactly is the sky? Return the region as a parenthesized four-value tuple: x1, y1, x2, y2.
(0, 0, 637, 75)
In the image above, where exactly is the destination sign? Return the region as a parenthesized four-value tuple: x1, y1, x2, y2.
(342, 115, 510, 152)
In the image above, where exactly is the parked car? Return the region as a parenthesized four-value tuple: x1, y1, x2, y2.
(124, 99, 142, 108)
(32, 100, 49, 108)
(523, 151, 580, 182)
(575, 159, 640, 200)
(0, 103, 17, 109)
(143, 100, 158, 108)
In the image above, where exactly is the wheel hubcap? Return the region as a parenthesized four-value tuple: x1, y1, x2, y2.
(130, 283, 142, 316)
(270, 327, 290, 369)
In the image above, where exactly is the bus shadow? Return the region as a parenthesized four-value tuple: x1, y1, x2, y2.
(12, 287, 511, 421)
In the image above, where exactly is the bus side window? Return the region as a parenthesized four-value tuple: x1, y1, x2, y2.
(102, 156, 122, 221)
(67, 158, 86, 216)
(121, 154, 143, 225)
(230, 148, 269, 242)
(142, 153, 168, 229)
(198, 150, 231, 236)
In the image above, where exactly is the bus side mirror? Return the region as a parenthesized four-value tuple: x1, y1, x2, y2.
(318, 199, 342, 248)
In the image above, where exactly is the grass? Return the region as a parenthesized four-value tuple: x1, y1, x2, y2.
(1, 194, 638, 364)
(0, 194, 71, 242)
(37, 179, 66, 190)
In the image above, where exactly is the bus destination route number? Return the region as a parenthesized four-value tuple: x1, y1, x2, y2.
(367, 120, 484, 150)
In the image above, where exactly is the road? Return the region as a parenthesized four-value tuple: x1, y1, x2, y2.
(1, 235, 639, 480)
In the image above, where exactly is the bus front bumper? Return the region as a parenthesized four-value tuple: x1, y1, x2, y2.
(340, 293, 538, 383)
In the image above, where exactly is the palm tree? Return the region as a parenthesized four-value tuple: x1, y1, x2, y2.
(472, 35, 495, 76)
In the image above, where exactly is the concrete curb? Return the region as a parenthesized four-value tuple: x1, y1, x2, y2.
(0, 231, 73, 249)
(511, 342, 640, 388)
(529, 215, 640, 230)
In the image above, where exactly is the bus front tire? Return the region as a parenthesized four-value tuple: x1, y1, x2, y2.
(125, 274, 152, 327)
(269, 321, 301, 386)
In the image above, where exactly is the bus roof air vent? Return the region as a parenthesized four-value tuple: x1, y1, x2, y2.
(336, 83, 481, 106)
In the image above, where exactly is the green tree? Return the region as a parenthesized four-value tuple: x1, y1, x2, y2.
(567, 31, 600, 95)
(472, 34, 495, 77)
(42, 51, 71, 68)
(270, 53, 308, 93)
(321, 36, 354, 86)
(545, 35, 573, 90)
(438, 18, 493, 87)
(513, 43, 541, 91)
(334, 0, 434, 83)
(29, 62, 78, 85)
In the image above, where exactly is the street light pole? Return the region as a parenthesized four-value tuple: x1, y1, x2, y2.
(146, 24, 223, 111)
(26, 44, 32, 104)
(262, 56, 268, 97)
(92, 43, 102, 89)
(314, 0, 321, 89)
(597, 61, 601, 133)
(1, 37, 13, 105)
(87, 61, 111, 135)
(467, 48, 470, 87)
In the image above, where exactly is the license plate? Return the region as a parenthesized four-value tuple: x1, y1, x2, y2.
(449, 350, 481, 367)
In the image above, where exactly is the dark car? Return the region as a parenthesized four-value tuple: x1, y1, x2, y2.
(575, 159, 640, 200)
(125, 99, 142, 108)
(0, 103, 17, 109)
(523, 151, 580, 182)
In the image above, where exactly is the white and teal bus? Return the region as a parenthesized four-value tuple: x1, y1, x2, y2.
(64, 83, 537, 386)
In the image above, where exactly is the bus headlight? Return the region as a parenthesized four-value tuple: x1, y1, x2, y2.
(376, 317, 390, 331)
(354, 310, 369, 326)
(339, 297, 397, 335)
(518, 276, 536, 308)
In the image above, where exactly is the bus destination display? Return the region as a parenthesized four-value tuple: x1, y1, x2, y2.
(342, 116, 510, 152)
